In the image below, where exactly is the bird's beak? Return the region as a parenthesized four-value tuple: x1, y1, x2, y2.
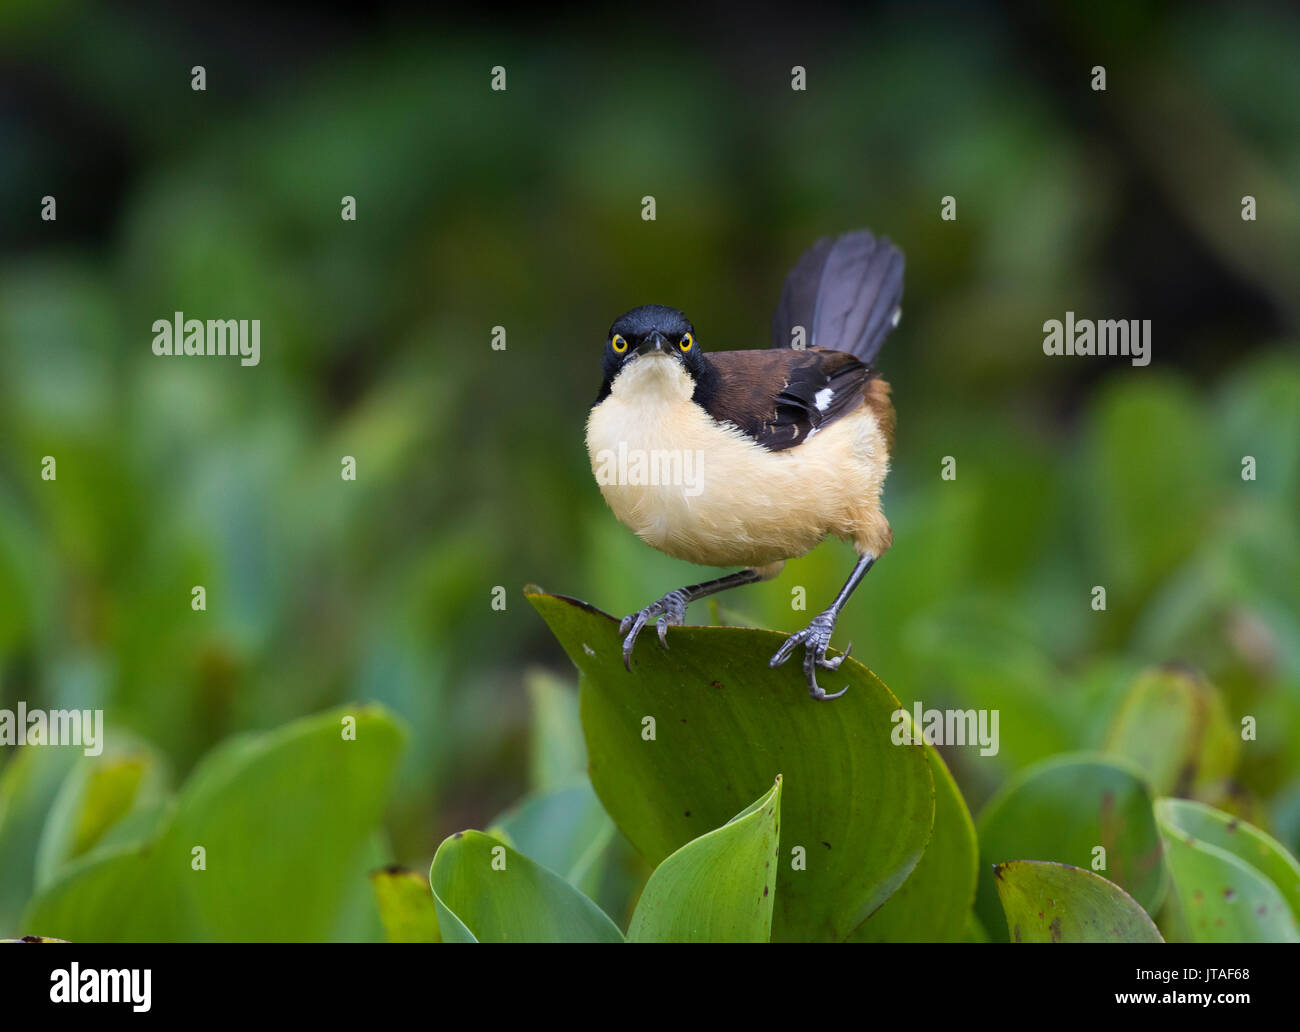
(634, 331, 668, 357)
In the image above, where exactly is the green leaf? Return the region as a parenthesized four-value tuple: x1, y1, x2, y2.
(627, 776, 781, 942)
(994, 860, 1164, 942)
(370, 866, 441, 943)
(1155, 799, 1300, 942)
(488, 781, 616, 897)
(528, 592, 934, 943)
(1103, 667, 1237, 796)
(429, 830, 623, 943)
(1155, 799, 1300, 923)
(34, 738, 169, 889)
(525, 667, 587, 792)
(975, 754, 1165, 941)
(0, 748, 79, 932)
(17, 844, 156, 942)
(22, 706, 406, 942)
(853, 744, 978, 942)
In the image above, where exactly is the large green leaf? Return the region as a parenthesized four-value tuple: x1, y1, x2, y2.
(1156, 799, 1300, 942)
(975, 754, 1165, 941)
(628, 777, 781, 942)
(370, 867, 441, 943)
(853, 743, 978, 942)
(22, 706, 405, 941)
(429, 830, 623, 942)
(529, 592, 934, 942)
(1103, 667, 1236, 796)
(994, 860, 1163, 942)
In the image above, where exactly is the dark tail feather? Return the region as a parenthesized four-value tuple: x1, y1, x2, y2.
(770, 229, 905, 364)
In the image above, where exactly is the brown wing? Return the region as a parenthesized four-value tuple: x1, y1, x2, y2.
(695, 347, 876, 452)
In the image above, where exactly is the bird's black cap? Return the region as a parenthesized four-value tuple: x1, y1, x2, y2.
(608, 304, 694, 343)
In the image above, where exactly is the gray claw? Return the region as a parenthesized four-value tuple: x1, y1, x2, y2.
(620, 590, 690, 671)
(819, 641, 852, 671)
(770, 612, 850, 700)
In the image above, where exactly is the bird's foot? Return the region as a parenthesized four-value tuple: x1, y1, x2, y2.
(619, 589, 691, 671)
(769, 610, 851, 700)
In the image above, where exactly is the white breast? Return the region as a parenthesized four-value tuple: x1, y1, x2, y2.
(585, 355, 889, 569)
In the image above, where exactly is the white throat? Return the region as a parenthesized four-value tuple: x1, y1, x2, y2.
(609, 354, 696, 406)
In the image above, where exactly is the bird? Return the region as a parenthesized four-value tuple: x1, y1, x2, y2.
(585, 229, 903, 700)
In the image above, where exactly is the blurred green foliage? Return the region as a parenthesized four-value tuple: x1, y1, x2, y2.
(20, 706, 402, 941)
(1, 4, 1298, 940)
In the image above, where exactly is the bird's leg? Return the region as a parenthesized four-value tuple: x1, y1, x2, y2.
(620, 569, 762, 671)
(770, 553, 877, 700)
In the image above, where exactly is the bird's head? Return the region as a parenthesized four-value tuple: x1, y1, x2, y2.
(597, 304, 707, 402)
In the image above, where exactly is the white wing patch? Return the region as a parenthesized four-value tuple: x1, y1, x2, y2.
(814, 387, 834, 412)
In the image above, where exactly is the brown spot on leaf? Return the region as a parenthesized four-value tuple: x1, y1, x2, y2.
(1049, 917, 1062, 942)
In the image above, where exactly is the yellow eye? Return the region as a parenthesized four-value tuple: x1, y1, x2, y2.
(611, 334, 628, 353)
(679, 332, 694, 352)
